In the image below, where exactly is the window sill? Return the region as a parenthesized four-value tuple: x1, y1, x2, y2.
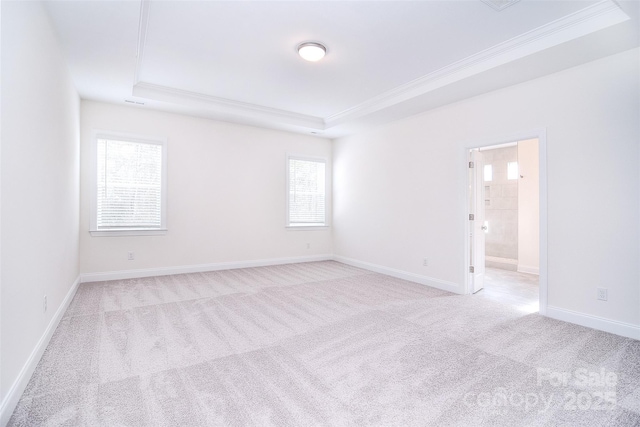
(286, 225, 330, 231)
(90, 229, 168, 237)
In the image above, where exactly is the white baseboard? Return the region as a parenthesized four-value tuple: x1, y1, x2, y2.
(546, 305, 640, 340)
(80, 254, 334, 283)
(517, 264, 540, 275)
(2, 259, 638, 427)
(333, 255, 461, 294)
(0, 275, 81, 427)
(486, 256, 518, 265)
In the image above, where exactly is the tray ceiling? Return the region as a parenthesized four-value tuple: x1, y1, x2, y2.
(44, 0, 639, 138)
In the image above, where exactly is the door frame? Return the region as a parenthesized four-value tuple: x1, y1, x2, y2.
(468, 148, 487, 294)
(462, 128, 548, 315)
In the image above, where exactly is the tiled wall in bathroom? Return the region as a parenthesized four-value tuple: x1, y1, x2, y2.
(482, 145, 518, 261)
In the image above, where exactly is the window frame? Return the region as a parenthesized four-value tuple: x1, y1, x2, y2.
(90, 130, 168, 237)
(286, 154, 329, 230)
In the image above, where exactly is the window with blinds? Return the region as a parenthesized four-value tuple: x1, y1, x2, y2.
(287, 157, 326, 227)
(94, 136, 166, 232)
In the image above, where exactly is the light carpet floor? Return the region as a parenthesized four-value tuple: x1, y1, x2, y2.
(8, 261, 640, 426)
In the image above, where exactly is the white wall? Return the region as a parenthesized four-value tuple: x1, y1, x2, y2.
(1, 0, 80, 420)
(333, 48, 640, 328)
(517, 138, 540, 274)
(80, 101, 332, 276)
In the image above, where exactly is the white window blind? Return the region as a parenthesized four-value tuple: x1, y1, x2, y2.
(288, 157, 326, 226)
(96, 138, 163, 230)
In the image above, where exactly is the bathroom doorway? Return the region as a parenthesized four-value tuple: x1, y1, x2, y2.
(467, 138, 541, 313)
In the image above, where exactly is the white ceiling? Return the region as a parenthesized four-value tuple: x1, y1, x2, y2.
(44, 0, 639, 138)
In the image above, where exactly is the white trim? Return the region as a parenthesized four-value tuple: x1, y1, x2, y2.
(133, 0, 151, 85)
(130, 2, 627, 134)
(546, 305, 640, 340)
(286, 154, 329, 228)
(80, 254, 333, 283)
(285, 226, 330, 231)
(538, 130, 548, 316)
(480, 141, 518, 151)
(517, 265, 540, 275)
(324, 0, 628, 127)
(93, 131, 166, 147)
(133, 82, 325, 130)
(481, 0, 520, 12)
(0, 276, 81, 426)
(485, 255, 518, 266)
(462, 129, 548, 316)
(90, 130, 168, 235)
(1, 258, 636, 427)
(333, 255, 461, 294)
(0, 0, 3, 419)
(89, 229, 168, 237)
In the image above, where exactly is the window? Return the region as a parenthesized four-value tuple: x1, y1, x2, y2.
(91, 132, 167, 236)
(483, 164, 493, 182)
(287, 156, 327, 227)
(507, 161, 518, 180)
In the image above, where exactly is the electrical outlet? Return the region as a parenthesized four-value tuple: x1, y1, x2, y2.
(43, 295, 47, 313)
(423, 258, 429, 267)
(127, 251, 135, 261)
(597, 288, 608, 301)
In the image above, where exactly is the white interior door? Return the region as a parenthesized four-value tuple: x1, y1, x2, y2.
(469, 149, 486, 293)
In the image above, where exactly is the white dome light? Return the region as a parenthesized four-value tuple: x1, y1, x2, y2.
(298, 42, 326, 62)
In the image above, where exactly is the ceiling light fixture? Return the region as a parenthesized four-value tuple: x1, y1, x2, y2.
(297, 42, 326, 62)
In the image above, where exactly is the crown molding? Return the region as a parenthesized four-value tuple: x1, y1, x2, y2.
(133, 82, 325, 130)
(324, 0, 629, 127)
(133, 0, 151, 86)
(481, 0, 521, 12)
(130, 0, 628, 134)
(131, 0, 324, 131)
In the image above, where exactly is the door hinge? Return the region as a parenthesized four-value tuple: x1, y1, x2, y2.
(469, 214, 474, 220)
(469, 266, 475, 273)
(469, 161, 474, 168)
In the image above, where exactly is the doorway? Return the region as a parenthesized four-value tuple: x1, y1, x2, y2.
(466, 134, 546, 314)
